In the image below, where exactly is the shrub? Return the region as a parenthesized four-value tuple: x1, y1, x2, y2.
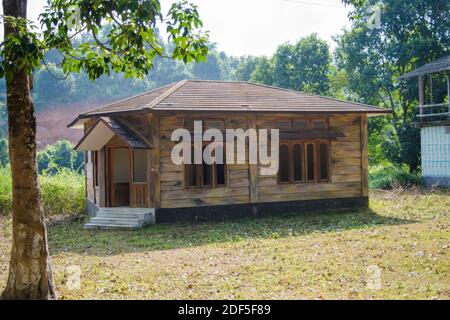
(0, 138, 8, 167)
(0, 167, 85, 216)
(40, 169, 86, 216)
(369, 164, 422, 190)
(38, 140, 84, 174)
(0, 167, 12, 214)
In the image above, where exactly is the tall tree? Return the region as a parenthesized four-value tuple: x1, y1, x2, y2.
(0, 0, 208, 300)
(291, 34, 330, 94)
(270, 34, 331, 94)
(272, 43, 294, 89)
(250, 56, 274, 85)
(235, 56, 259, 81)
(335, 0, 450, 171)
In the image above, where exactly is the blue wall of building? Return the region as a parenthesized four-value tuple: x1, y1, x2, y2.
(421, 126, 450, 179)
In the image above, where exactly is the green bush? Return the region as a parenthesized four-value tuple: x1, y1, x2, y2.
(0, 138, 8, 167)
(0, 167, 85, 216)
(0, 167, 12, 214)
(369, 164, 422, 190)
(38, 140, 84, 174)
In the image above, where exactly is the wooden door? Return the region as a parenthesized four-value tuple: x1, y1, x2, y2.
(110, 148, 131, 207)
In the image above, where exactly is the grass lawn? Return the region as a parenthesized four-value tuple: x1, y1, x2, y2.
(0, 189, 449, 299)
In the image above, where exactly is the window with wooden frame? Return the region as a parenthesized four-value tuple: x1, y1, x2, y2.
(185, 144, 227, 189)
(278, 141, 330, 184)
(132, 149, 148, 183)
(92, 151, 99, 187)
(276, 117, 329, 131)
(278, 142, 305, 184)
(184, 118, 227, 189)
(318, 142, 330, 182)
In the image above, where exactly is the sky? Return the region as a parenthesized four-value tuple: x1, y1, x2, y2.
(1, 0, 351, 56)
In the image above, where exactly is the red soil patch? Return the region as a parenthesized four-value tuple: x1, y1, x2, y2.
(36, 103, 101, 149)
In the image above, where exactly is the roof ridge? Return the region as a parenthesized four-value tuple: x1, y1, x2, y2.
(185, 79, 248, 84)
(145, 79, 188, 110)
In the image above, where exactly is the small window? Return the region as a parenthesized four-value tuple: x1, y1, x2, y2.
(184, 119, 195, 132)
(278, 141, 330, 184)
(279, 144, 290, 183)
(214, 144, 226, 186)
(319, 143, 329, 181)
(292, 144, 303, 182)
(186, 145, 200, 187)
(277, 120, 292, 130)
(133, 150, 148, 183)
(202, 146, 213, 187)
(216, 163, 226, 186)
(306, 143, 315, 182)
(312, 119, 328, 129)
(186, 165, 199, 187)
(112, 149, 130, 183)
(202, 163, 212, 186)
(293, 119, 310, 131)
(185, 144, 227, 188)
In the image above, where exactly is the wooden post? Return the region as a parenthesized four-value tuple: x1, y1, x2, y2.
(98, 147, 106, 207)
(418, 75, 425, 114)
(248, 115, 258, 203)
(148, 113, 160, 208)
(360, 115, 368, 197)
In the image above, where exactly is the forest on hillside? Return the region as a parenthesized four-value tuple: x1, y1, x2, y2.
(0, 0, 449, 177)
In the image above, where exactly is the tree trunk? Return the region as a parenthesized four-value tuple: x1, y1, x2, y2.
(1, 0, 56, 300)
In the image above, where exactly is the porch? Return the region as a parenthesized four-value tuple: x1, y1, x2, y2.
(74, 117, 157, 228)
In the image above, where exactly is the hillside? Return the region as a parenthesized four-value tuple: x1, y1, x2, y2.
(36, 103, 99, 149)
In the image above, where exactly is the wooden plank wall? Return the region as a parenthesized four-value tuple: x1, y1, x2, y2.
(255, 114, 362, 203)
(159, 114, 250, 208)
(83, 113, 365, 209)
(157, 113, 364, 209)
(148, 113, 160, 208)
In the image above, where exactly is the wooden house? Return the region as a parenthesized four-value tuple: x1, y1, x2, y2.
(400, 55, 450, 187)
(69, 80, 389, 228)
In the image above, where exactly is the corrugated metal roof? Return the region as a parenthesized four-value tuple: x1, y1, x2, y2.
(399, 55, 450, 79)
(73, 80, 389, 122)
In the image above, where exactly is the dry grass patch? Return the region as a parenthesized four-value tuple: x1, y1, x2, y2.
(0, 188, 449, 299)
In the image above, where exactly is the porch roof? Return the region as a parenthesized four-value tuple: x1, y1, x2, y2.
(75, 117, 151, 151)
(399, 55, 450, 79)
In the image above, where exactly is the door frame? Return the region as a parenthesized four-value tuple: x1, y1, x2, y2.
(107, 147, 132, 207)
(106, 147, 150, 208)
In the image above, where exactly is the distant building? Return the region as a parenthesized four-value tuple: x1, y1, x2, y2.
(400, 55, 450, 187)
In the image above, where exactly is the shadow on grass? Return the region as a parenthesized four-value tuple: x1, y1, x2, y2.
(48, 206, 416, 256)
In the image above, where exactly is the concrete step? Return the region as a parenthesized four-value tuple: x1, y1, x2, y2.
(89, 217, 145, 227)
(84, 223, 141, 230)
(98, 207, 154, 214)
(96, 212, 148, 219)
(85, 207, 155, 229)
